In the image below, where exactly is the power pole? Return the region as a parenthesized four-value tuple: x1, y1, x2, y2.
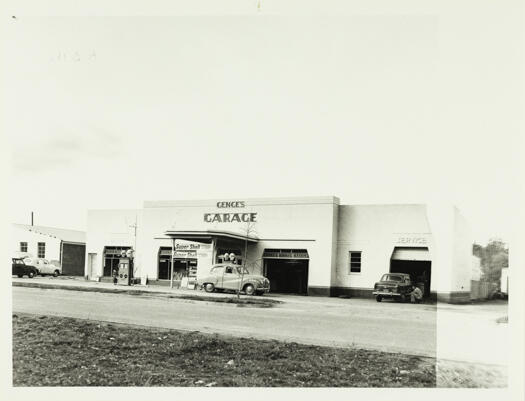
(129, 215, 138, 250)
(129, 215, 138, 277)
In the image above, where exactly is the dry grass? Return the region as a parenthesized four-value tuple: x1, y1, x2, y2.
(13, 313, 436, 387)
(437, 360, 507, 388)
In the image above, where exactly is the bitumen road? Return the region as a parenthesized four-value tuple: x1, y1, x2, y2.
(11, 285, 508, 365)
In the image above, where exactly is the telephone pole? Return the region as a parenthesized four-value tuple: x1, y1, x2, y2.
(129, 215, 138, 251)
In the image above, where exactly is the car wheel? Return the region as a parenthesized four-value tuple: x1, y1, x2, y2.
(204, 283, 215, 293)
(244, 284, 256, 296)
(28, 271, 35, 278)
(17, 274, 23, 278)
(376, 295, 382, 302)
(53, 270, 60, 277)
(400, 294, 406, 303)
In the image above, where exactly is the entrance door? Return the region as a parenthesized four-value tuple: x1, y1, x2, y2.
(62, 243, 86, 276)
(390, 247, 432, 297)
(264, 259, 309, 295)
(87, 253, 97, 280)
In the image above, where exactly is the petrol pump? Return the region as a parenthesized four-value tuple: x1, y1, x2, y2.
(117, 249, 134, 286)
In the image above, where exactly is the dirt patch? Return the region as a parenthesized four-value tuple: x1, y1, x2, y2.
(13, 313, 436, 387)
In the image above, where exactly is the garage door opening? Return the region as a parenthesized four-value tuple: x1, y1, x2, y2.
(263, 249, 309, 295)
(390, 247, 431, 298)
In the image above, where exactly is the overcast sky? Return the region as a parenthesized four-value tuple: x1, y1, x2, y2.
(3, 0, 523, 245)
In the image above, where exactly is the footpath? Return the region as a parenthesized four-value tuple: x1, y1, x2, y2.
(11, 276, 282, 306)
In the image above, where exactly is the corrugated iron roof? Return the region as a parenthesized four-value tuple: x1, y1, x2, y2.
(13, 224, 86, 244)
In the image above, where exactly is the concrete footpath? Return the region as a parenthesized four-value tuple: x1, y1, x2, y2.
(11, 276, 281, 305)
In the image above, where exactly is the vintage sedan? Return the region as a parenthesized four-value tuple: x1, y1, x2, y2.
(198, 264, 270, 296)
(373, 273, 413, 302)
(24, 258, 62, 277)
(12, 258, 38, 278)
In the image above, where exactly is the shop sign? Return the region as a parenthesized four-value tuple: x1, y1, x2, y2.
(173, 250, 197, 258)
(204, 200, 256, 223)
(216, 201, 245, 208)
(395, 236, 428, 245)
(204, 213, 257, 223)
(175, 243, 202, 250)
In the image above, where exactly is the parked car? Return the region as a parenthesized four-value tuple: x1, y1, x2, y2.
(197, 264, 270, 295)
(373, 273, 413, 302)
(23, 258, 62, 277)
(12, 258, 38, 278)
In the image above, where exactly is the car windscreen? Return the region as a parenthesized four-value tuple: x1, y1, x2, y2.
(381, 274, 403, 282)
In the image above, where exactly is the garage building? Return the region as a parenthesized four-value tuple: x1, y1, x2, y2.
(85, 196, 472, 303)
(12, 224, 86, 276)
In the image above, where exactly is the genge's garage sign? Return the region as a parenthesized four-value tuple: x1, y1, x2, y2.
(204, 201, 257, 223)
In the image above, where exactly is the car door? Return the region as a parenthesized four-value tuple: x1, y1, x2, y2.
(12, 259, 22, 275)
(212, 266, 224, 288)
(39, 259, 51, 274)
(222, 265, 240, 290)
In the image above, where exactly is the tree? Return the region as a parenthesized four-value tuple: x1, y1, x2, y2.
(237, 221, 258, 299)
(473, 239, 509, 283)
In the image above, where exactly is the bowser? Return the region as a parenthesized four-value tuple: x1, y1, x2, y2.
(117, 249, 134, 286)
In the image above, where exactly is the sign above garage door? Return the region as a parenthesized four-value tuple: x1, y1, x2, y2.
(391, 247, 431, 261)
(262, 249, 309, 259)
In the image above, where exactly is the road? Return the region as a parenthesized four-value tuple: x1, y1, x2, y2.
(13, 286, 437, 357)
(11, 286, 509, 365)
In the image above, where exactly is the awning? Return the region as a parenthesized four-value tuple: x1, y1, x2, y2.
(160, 229, 259, 243)
(391, 247, 431, 261)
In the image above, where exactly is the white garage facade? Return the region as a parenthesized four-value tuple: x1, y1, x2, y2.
(85, 196, 473, 303)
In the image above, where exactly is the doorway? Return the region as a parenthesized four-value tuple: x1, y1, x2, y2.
(390, 247, 432, 297)
(264, 259, 309, 295)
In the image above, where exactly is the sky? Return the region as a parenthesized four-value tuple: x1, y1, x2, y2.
(2, 0, 523, 245)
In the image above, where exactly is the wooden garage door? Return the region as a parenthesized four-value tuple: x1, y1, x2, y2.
(62, 243, 86, 276)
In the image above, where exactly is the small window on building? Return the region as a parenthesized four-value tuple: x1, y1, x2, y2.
(38, 242, 46, 258)
(349, 251, 361, 273)
(20, 242, 28, 252)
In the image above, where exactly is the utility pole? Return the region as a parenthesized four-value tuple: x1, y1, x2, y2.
(129, 215, 138, 277)
(129, 215, 138, 251)
(170, 238, 175, 289)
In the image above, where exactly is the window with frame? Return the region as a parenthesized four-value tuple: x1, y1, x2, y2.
(349, 251, 361, 273)
(20, 242, 28, 252)
(37, 242, 46, 258)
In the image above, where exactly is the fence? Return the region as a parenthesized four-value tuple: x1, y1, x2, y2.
(470, 280, 493, 300)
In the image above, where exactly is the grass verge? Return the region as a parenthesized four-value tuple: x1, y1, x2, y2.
(13, 313, 435, 387)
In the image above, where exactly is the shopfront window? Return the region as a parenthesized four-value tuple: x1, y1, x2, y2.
(103, 246, 131, 276)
